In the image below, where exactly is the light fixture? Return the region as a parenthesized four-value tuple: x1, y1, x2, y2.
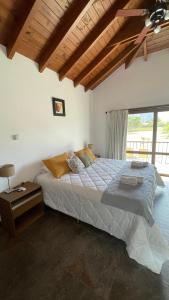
(145, 18, 152, 27)
(88, 144, 93, 150)
(154, 25, 161, 34)
(0, 164, 15, 193)
(165, 11, 169, 20)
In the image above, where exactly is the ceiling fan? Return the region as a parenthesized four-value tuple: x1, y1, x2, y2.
(116, 0, 169, 44)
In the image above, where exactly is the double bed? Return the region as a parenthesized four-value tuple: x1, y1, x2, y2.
(36, 158, 169, 274)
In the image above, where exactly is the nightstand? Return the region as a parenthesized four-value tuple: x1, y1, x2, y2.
(0, 182, 44, 236)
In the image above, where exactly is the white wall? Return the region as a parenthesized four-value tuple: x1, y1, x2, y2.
(0, 45, 92, 191)
(92, 49, 169, 157)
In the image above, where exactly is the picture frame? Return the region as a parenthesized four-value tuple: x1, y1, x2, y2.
(52, 98, 66, 117)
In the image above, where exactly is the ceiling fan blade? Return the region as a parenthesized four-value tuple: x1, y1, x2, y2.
(116, 9, 147, 17)
(134, 26, 150, 45)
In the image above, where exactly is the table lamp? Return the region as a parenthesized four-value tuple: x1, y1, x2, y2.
(88, 144, 93, 150)
(0, 164, 15, 193)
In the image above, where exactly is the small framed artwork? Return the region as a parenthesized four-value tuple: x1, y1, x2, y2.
(52, 98, 66, 116)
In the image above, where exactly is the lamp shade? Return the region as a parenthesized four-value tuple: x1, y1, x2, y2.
(154, 25, 161, 34)
(145, 18, 152, 27)
(0, 164, 15, 177)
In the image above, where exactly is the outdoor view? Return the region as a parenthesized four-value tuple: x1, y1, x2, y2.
(126, 112, 169, 175)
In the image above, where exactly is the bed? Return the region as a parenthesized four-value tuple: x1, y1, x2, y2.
(36, 158, 169, 274)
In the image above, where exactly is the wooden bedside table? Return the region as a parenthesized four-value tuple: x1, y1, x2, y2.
(0, 182, 44, 237)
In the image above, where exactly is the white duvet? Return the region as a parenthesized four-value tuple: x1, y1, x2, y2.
(36, 158, 169, 274)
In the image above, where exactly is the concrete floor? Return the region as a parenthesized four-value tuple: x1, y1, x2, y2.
(0, 182, 169, 300)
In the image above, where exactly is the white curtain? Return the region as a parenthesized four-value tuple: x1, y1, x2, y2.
(106, 110, 128, 160)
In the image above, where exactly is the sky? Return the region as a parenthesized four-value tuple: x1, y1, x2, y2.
(133, 112, 169, 123)
(158, 112, 169, 122)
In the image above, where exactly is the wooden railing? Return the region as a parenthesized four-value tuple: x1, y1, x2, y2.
(126, 141, 169, 165)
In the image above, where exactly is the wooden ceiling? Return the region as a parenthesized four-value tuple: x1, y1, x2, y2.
(1, 0, 169, 91)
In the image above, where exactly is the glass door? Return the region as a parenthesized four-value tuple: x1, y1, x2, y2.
(155, 111, 169, 176)
(126, 108, 169, 176)
(126, 112, 154, 164)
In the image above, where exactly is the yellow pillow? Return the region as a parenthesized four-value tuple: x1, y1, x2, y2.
(85, 147, 96, 161)
(75, 147, 96, 161)
(43, 153, 70, 178)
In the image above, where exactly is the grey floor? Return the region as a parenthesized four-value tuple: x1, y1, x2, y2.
(0, 181, 169, 300)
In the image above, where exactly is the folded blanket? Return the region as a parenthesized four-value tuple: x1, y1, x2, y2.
(131, 161, 148, 168)
(101, 163, 156, 226)
(120, 175, 144, 186)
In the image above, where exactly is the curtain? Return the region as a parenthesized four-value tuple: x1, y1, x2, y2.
(106, 110, 128, 160)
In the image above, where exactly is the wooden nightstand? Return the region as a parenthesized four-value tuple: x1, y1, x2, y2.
(0, 182, 44, 237)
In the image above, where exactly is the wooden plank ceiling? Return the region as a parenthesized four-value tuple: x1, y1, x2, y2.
(0, 0, 169, 90)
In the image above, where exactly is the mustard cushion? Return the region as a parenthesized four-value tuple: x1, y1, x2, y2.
(43, 153, 70, 178)
(75, 147, 96, 161)
(85, 147, 96, 161)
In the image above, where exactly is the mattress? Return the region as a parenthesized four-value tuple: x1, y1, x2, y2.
(36, 158, 169, 274)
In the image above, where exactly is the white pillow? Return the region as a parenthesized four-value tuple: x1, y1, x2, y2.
(67, 155, 85, 173)
(68, 151, 75, 158)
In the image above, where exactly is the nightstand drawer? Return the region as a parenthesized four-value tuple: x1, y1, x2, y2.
(12, 192, 43, 219)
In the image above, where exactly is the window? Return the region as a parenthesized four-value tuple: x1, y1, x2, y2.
(126, 106, 169, 176)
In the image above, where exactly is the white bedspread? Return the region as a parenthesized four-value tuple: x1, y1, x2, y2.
(36, 158, 169, 274)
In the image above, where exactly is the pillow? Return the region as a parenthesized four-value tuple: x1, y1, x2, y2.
(78, 154, 92, 168)
(86, 154, 94, 164)
(75, 147, 96, 161)
(43, 153, 70, 178)
(67, 155, 85, 174)
(68, 151, 75, 158)
(85, 147, 96, 161)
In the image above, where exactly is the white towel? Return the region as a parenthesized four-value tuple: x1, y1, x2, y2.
(120, 175, 144, 186)
(131, 161, 148, 169)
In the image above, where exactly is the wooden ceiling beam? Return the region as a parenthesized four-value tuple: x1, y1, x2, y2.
(111, 17, 145, 46)
(125, 38, 145, 69)
(58, 0, 130, 81)
(73, 19, 142, 87)
(90, 60, 125, 91)
(90, 27, 169, 90)
(74, 0, 155, 86)
(7, 0, 41, 59)
(85, 42, 138, 91)
(38, 0, 94, 73)
(74, 44, 119, 87)
(75, 19, 169, 87)
(112, 18, 169, 47)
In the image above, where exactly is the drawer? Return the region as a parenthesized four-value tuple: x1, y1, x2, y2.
(12, 192, 43, 219)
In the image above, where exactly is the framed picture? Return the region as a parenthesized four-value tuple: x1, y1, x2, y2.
(52, 98, 66, 116)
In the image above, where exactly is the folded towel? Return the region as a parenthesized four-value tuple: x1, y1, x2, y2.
(131, 161, 148, 169)
(120, 175, 144, 186)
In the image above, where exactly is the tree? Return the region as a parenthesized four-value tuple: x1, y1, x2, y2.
(162, 123, 169, 137)
(128, 115, 142, 131)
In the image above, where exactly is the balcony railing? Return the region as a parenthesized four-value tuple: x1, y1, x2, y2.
(126, 141, 169, 167)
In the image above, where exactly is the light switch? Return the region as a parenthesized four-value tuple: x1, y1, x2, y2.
(12, 134, 19, 140)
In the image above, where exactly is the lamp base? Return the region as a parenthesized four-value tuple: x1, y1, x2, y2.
(4, 186, 27, 194)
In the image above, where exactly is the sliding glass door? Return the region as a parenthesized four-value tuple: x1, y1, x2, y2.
(126, 107, 169, 176)
(155, 111, 169, 175)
